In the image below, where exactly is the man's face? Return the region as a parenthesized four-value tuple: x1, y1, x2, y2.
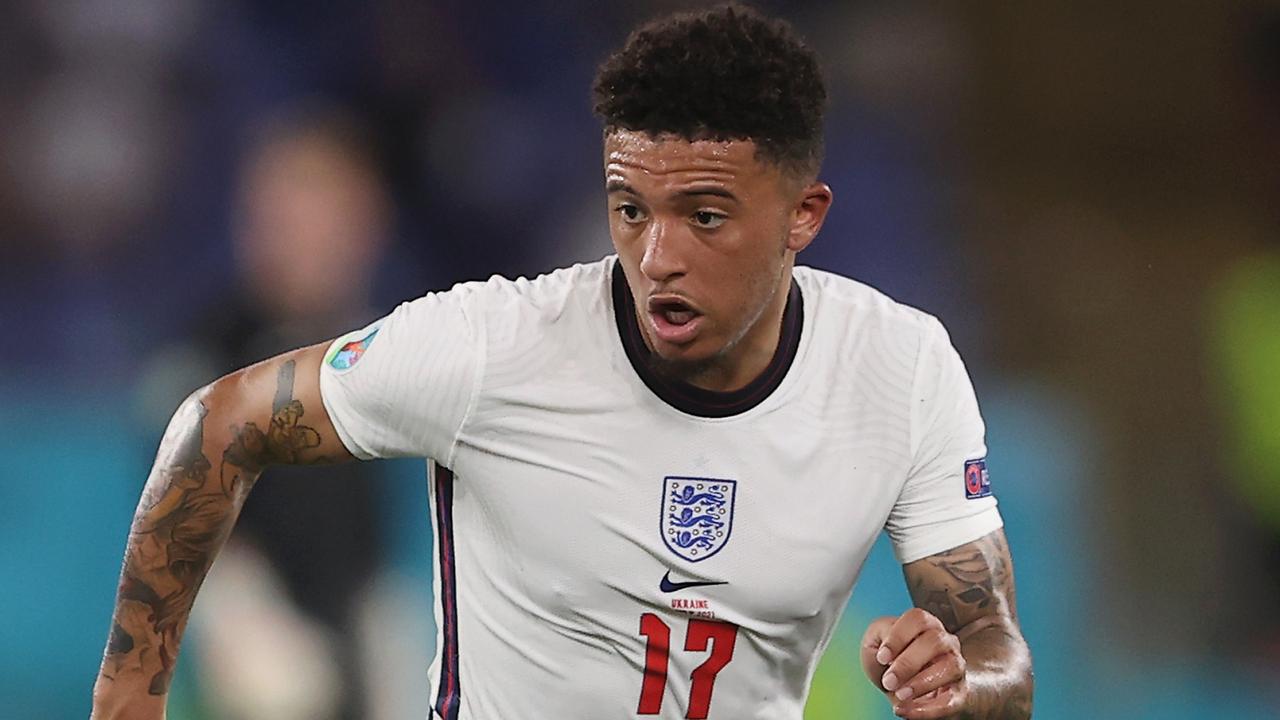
(605, 130, 829, 378)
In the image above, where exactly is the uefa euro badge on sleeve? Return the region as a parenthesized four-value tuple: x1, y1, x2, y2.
(964, 458, 992, 499)
(325, 323, 382, 372)
(661, 477, 737, 562)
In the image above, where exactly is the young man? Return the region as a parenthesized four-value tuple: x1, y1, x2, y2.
(93, 5, 1032, 719)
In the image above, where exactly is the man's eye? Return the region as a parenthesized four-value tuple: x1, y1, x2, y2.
(692, 211, 727, 229)
(616, 204, 646, 223)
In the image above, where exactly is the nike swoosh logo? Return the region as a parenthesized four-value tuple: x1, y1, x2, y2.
(660, 570, 728, 593)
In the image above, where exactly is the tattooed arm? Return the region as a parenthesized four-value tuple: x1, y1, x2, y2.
(91, 343, 353, 720)
(859, 529, 1033, 719)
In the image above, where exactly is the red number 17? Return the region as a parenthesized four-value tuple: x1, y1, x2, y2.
(637, 613, 739, 719)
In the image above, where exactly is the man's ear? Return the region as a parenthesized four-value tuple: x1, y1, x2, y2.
(786, 181, 833, 253)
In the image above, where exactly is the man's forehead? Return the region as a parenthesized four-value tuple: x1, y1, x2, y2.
(604, 129, 761, 177)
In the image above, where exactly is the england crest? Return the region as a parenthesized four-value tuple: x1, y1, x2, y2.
(661, 477, 737, 562)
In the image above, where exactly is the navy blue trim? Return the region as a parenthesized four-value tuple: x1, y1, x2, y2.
(432, 463, 460, 720)
(612, 262, 803, 418)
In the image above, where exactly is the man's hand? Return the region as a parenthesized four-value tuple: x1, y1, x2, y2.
(860, 530, 1033, 719)
(860, 609, 969, 718)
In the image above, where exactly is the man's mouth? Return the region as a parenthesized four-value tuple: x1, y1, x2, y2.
(646, 296, 704, 346)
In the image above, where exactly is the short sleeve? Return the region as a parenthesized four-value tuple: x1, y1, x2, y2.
(319, 285, 484, 463)
(886, 317, 1003, 564)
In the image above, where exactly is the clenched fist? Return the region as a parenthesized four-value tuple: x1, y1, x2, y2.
(860, 609, 968, 718)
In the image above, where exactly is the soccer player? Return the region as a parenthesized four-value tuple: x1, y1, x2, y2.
(92, 5, 1032, 719)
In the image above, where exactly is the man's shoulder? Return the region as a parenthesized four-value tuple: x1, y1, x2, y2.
(793, 265, 941, 339)
(422, 256, 616, 347)
(432, 256, 612, 316)
(456, 256, 610, 299)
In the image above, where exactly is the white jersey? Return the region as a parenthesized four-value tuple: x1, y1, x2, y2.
(319, 256, 1001, 720)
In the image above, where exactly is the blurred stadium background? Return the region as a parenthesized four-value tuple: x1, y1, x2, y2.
(2, 1, 1279, 718)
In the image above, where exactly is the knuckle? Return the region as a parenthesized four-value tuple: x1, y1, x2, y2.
(921, 628, 949, 653)
(942, 631, 962, 653)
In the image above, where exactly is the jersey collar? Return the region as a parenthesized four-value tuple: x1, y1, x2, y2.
(611, 261, 804, 419)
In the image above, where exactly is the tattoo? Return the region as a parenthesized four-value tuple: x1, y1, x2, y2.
(106, 623, 134, 655)
(99, 360, 327, 697)
(904, 530, 1032, 718)
(907, 530, 1015, 634)
(221, 361, 323, 493)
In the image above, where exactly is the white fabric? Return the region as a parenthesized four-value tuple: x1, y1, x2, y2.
(319, 256, 1002, 720)
(320, 286, 483, 464)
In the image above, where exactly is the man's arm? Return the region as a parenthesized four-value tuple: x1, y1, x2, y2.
(904, 529, 1032, 717)
(860, 529, 1033, 719)
(92, 343, 353, 719)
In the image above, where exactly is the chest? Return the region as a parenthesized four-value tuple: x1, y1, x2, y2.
(450, 401, 907, 626)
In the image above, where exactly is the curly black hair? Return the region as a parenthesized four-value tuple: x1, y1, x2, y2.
(592, 3, 826, 177)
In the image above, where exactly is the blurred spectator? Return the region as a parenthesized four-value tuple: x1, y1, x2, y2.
(140, 108, 395, 720)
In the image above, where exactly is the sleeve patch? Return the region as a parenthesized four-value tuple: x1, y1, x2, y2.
(325, 324, 381, 371)
(964, 458, 991, 499)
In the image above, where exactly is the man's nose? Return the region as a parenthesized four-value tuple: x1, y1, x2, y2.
(638, 219, 686, 283)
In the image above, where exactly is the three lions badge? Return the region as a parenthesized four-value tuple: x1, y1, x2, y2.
(661, 477, 737, 562)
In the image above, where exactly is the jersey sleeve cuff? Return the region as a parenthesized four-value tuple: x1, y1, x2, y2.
(319, 364, 377, 461)
(891, 506, 1004, 565)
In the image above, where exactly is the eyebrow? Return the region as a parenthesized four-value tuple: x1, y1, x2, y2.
(676, 186, 739, 202)
(604, 180, 739, 203)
